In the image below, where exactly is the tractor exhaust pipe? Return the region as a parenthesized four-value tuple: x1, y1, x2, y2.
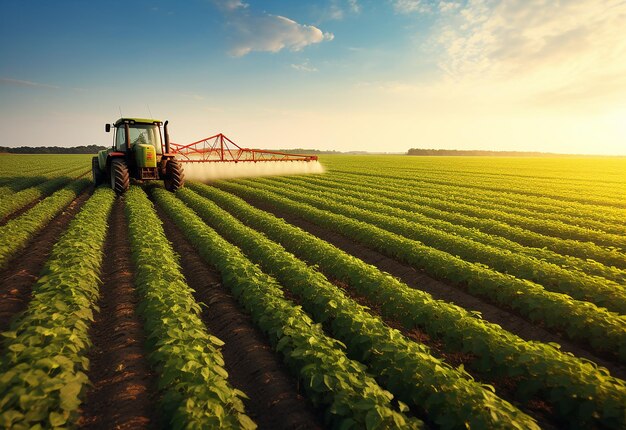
(164, 120, 170, 153)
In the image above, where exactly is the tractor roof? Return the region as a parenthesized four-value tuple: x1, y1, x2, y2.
(114, 118, 162, 126)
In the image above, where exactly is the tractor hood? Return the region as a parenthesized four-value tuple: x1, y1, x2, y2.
(135, 144, 158, 168)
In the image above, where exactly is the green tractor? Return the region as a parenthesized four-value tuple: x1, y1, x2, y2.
(92, 117, 184, 194)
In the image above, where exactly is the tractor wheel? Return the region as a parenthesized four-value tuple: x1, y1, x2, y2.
(92, 157, 104, 186)
(110, 159, 130, 194)
(164, 159, 185, 192)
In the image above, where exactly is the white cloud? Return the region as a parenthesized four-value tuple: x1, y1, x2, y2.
(215, 2, 334, 56)
(438, 1, 461, 12)
(430, 0, 626, 107)
(229, 15, 333, 57)
(392, 0, 431, 14)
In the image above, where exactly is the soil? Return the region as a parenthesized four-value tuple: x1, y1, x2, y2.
(77, 198, 161, 429)
(235, 194, 626, 381)
(155, 203, 324, 430)
(0, 188, 92, 334)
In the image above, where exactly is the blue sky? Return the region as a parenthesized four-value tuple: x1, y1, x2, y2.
(2, 0, 625, 154)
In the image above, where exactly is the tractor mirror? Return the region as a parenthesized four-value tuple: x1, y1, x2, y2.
(105, 124, 111, 133)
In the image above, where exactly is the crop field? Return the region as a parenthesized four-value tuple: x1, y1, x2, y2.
(1, 153, 625, 429)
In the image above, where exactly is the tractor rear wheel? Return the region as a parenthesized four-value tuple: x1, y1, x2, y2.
(110, 159, 130, 194)
(92, 157, 104, 186)
(164, 159, 185, 192)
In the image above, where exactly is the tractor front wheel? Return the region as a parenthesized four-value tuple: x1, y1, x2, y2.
(164, 159, 185, 192)
(110, 159, 130, 194)
(92, 157, 104, 186)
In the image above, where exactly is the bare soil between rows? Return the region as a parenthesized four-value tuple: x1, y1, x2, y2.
(0, 187, 92, 334)
(236, 193, 626, 380)
(77, 197, 161, 429)
(155, 202, 324, 430)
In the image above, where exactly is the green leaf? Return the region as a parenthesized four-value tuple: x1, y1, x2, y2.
(8, 343, 25, 353)
(0, 410, 24, 427)
(397, 400, 409, 413)
(59, 381, 82, 411)
(1, 331, 17, 339)
(49, 411, 67, 427)
(238, 413, 257, 430)
(208, 335, 225, 347)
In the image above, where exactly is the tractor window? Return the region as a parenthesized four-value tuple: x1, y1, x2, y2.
(129, 125, 163, 154)
(115, 124, 163, 154)
(115, 127, 126, 151)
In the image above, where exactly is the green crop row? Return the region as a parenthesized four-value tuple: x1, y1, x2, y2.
(152, 187, 422, 430)
(0, 187, 115, 429)
(0, 174, 53, 197)
(332, 169, 626, 228)
(357, 169, 626, 239)
(269, 173, 626, 257)
(279, 173, 626, 277)
(215, 180, 626, 362)
(328, 171, 626, 236)
(0, 178, 45, 198)
(385, 164, 622, 193)
(124, 186, 255, 429)
(177, 186, 540, 430)
(0, 158, 87, 179)
(258, 176, 626, 312)
(376, 161, 621, 198)
(190, 182, 626, 429)
(0, 163, 90, 198)
(330, 166, 622, 208)
(0, 178, 91, 271)
(0, 167, 90, 221)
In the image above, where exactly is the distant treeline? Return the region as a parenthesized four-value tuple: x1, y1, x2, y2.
(407, 148, 578, 157)
(0, 145, 106, 154)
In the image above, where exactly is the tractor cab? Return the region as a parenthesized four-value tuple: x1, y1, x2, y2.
(108, 118, 164, 154)
(93, 117, 184, 194)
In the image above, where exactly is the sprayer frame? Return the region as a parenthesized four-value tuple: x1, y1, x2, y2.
(170, 133, 318, 163)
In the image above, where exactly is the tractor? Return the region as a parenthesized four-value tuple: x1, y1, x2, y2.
(92, 118, 184, 194)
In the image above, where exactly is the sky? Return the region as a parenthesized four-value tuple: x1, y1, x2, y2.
(1, 0, 625, 155)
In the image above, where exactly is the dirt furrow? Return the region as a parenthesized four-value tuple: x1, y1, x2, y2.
(77, 198, 161, 430)
(0, 188, 92, 333)
(238, 195, 626, 380)
(156, 204, 324, 430)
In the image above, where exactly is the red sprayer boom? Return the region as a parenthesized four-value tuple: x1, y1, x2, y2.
(169, 133, 324, 181)
(170, 133, 318, 163)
